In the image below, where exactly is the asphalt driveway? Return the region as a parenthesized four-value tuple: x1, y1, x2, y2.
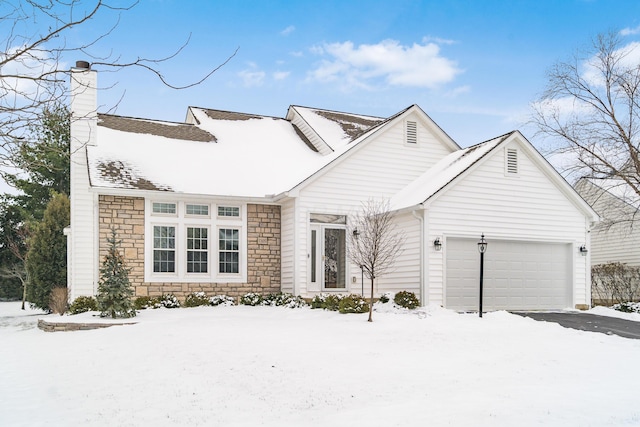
(513, 312, 640, 340)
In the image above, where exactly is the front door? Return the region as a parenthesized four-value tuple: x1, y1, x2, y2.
(310, 225, 346, 290)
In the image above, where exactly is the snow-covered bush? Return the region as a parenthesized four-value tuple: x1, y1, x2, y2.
(159, 294, 180, 308)
(209, 295, 235, 307)
(68, 296, 98, 314)
(262, 292, 308, 308)
(338, 294, 369, 314)
(184, 292, 209, 307)
(394, 291, 420, 309)
(613, 302, 640, 313)
(378, 292, 393, 304)
(134, 296, 159, 310)
(240, 292, 263, 306)
(310, 293, 344, 311)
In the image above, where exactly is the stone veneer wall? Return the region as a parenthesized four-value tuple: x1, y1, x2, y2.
(98, 196, 281, 301)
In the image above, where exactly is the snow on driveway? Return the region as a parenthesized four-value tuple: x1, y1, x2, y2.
(1, 302, 639, 426)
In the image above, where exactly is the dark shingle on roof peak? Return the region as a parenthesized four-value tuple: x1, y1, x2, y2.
(311, 109, 384, 140)
(203, 109, 268, 121)
(98, 114, 215, 143)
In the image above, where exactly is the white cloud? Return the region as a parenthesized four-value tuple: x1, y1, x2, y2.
(422, 36, 457, 45)
(620, 25, 640, 36)
(281, 25, 295, 36)
(238, 64, 265, 87)
(273, 71, 290, 80)
(445, 85, 470, 97)
(582, 41, 640, 87)
(307, 39, 462, 90)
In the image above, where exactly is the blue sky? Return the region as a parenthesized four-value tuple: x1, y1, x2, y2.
(72, 0, 640, 148)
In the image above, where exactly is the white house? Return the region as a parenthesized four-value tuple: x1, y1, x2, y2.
(67, 62, 599, 311)
(575, 177, 640, 267)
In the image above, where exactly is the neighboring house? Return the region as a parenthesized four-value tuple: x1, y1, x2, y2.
(67, 62, 598, 312)
(575, 178, 640, 267)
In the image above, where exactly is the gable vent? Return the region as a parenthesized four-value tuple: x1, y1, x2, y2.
(506, 148, 518, 174)
(406, 120, 417, 144)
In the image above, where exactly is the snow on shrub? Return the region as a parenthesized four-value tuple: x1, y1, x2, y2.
(262, 292, 308, 308)
(184, 292, 209, 307)
(378, 292, 393, 304)
(159, 294, 180, 308)
(209, 295, 235, 307)
(310, 293, 344, 311)
(613, 302, 640, 313)
(338, 294, 369, 314)
(134, 296, 161, 310)
(394, 291, 420, 309)
(240, 292, 263, 306)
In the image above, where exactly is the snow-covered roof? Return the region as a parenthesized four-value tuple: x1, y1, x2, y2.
(89, 111, 336, 197)
(390, 133, 512, 211)
(292, 106, 385, 150)
(87, 105, 393, 198)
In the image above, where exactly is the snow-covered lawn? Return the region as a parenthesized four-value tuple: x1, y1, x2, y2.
(1, 302, 640, 427)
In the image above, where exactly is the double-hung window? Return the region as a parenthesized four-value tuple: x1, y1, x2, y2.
(187, 227, 208, 273)
(147, 201, 245, 282)
(153, 226, 176, 273)
(219, 228, 239, 274)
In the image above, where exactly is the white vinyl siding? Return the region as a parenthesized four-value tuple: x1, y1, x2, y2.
(425, 141, 589, 308)
(280, 198, 296, 293)
(294, 114, 455, 296)
(576, 179, 640, 267)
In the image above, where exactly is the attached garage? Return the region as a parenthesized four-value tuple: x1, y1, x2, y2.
(445, 238, 572, 311)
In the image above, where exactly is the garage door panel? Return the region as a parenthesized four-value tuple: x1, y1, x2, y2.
(446, 238, 571, 311)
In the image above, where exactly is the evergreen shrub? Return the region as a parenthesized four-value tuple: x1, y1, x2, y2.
(69, 296, 98, 314)
(134, 296, 160, 310)
(394, 291, 420, 309)
(159, 293, 180, 308)
(96, 229, 136, 318)
(184, 292, 209, 307)
(310, 293, 344, 311)
(338, 294, 369, 314)
(613, 302, 640, 313)
(240, 292, 263, 306)
(262, 292, 307, 308)
(209, 295, 235, 306)
(379, 292, 392, 304)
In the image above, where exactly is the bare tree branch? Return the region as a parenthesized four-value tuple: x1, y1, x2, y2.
(531, 31, 640, 227)
(347, 199, 405, 322)
(0, 0, 235, 174)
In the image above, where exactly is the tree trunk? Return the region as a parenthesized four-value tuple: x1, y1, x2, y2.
(21, 278, 26, 310)
(368, 276, 374, 322)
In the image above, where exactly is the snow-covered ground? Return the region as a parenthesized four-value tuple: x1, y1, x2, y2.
(1, 302, 640, 427)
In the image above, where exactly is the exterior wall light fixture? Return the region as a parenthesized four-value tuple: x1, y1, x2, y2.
(433, 237, 442, 251)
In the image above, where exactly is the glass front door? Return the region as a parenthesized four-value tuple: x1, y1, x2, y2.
(323, 228, 346, 289)
(310, 225, 346, 289)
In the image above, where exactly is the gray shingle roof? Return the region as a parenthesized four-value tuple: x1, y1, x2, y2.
(98, 114, 216, 142)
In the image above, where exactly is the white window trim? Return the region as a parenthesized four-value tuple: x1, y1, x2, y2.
(145, 200, 247, 283)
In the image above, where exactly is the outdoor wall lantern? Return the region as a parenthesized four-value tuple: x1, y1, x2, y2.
(579, 245, 588, 256)
(433, 237, 442, 251)
(353, 228, 360, 239)
(477, 234, 488, 318)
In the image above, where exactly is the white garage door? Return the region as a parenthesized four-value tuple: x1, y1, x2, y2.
(445, 238, 572, 311)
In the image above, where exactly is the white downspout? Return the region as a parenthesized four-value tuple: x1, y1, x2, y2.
(412, 207, 426, 307)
